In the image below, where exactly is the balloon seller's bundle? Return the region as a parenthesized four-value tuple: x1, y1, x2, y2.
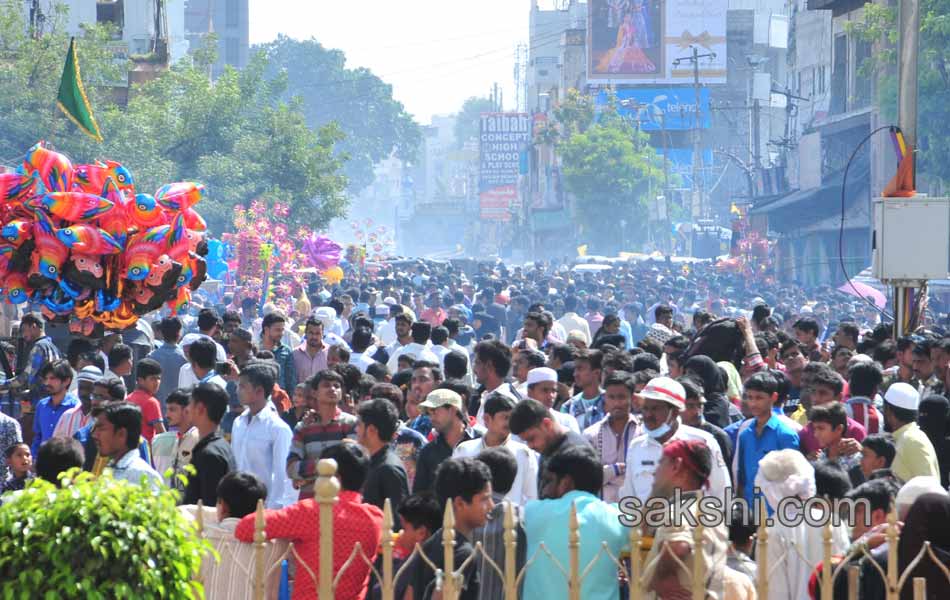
(0, 141, 209, 331)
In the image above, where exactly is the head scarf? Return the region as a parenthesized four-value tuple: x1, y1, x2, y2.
(918, 395, 950, 487)
(897, 493, 950, 600)
(754, 448, 816, 512)
(663, 439, 711, 487)
(683, 355, 731, 428)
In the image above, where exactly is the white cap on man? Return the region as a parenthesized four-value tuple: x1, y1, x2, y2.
(884, 382, 920, 411)
(526, 367, 558, 387)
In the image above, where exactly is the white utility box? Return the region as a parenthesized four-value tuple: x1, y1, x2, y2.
(871, 196, 950, 282)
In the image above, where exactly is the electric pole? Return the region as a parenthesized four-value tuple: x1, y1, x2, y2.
(673, 46, 716, 220)
(894, 0, 920, 337)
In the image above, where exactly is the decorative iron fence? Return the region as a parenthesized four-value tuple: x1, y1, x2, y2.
(189, 459, 949, 600)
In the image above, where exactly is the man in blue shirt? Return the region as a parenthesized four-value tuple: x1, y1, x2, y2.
(734, 372, 800, 508)
(146, 316, 188, 413)
(31, 359, 78, 455)
(524, 444, 627, 600)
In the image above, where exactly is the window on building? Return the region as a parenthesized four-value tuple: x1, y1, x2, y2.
(96, 0, 124, 39)
(831, 34, 848, 114)
(226, 0, 240, 28)
(853, 38, 871, 109)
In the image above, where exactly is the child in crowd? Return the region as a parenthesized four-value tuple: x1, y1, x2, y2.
(1, 442, 34, 494)
(126, 358, 166, 442)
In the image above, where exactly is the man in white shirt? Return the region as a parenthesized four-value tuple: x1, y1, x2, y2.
(454, 392, 538, 505)
(231, 361, 295, 508)
(620, 376, 729, 505)
(387, 321, 439, 372)
(526, 367, 580, 433)
(473, 339, 520, 427)
(557, 295, 592, 345)
(179, 337, 227, 391)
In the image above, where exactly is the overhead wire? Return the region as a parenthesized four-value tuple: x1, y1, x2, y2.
(838, 124, 898, 321)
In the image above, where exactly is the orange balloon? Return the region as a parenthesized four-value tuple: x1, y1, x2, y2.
(321, 266, 344, 285)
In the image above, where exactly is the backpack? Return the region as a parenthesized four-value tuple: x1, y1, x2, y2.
(684, 318, 744, 365)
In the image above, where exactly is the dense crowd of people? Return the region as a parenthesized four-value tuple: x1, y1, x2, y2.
(1, 257, 950, 600)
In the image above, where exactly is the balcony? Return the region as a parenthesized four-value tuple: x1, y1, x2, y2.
(806, 0, 865, 16)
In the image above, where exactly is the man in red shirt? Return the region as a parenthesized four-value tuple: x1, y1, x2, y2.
(125, 358, 166, 442)
(235, 442, 384, 600)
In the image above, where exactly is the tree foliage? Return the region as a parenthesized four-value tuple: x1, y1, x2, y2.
(0, 470, 212, 599)
(256, 36, 421, 192)
(849, 0, 950, 189)
(555, 94, 664, 252)
(0, 4, 350, 234)
(454, 96, 496, 147)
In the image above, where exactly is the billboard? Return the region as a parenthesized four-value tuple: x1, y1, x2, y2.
(588, 0, 727, 85)
(479, 113, 531, 222)
(595, 87, 711, 130)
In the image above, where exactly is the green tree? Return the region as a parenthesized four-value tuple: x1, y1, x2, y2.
(558, 107, 664, 253)
(454, 96, 496, 147)
(849, 0, 950, 191)
(256, 36, 421, 192)
(0, 470, 212, 599)
(0, 4, 349, 233)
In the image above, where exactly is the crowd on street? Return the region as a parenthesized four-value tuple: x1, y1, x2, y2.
(2, 257, 950, 600)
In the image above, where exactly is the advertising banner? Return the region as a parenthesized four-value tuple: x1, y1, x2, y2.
(596, 87, 711, 130)
(479, 113, 531, 221)
(588, 0, 727, 85)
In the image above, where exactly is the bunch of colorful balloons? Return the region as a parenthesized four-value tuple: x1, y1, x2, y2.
(0, 141, 208, 331)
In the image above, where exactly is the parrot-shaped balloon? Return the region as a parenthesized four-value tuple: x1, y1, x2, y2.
(4, 273, 28, 304)
(56, 223, 123, 255)
(1, 219, 32, 247)
(22, 142, 74, 193)
(122, 224, 171, 281)
(97, 177, 131, 246)
(155, 182, 205, 212)
(33, 211, 70, 280)
(0, 173, 36, 205)
(181, 207, 207, 231)
(126, 193, 168, 229)
(36, 192, 114, 222)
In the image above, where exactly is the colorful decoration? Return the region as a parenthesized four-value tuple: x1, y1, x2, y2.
(222, 200, 311, 316)
(321, 266, 344, 285)
(0, 141, 209, 328)
(349, 218, 395, 262)
(303, 233, 342, 271)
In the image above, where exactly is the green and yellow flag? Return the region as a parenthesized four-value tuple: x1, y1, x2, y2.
(56, 37, 103, 142)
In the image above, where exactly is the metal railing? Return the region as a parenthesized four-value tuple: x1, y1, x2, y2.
(188, 459, 950, 600)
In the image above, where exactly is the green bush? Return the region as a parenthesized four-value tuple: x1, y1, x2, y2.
(0, 469, 213, 599)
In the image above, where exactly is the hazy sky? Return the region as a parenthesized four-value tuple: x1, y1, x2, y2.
(249, 0, 533, 124)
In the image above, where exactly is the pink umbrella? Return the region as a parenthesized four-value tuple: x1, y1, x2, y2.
(838, 280, 887, 309)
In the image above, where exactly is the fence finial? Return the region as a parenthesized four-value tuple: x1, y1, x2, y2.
(442, 502, 458, 600)
(691, 491, 705, 600)
(821, 504, 833, 600)
(503, 502, 517, 600)
(756, 498, 770, 600)
(254, 498, 266, 600)
(381, 499, 395, 600)
(316, 458, 340, 600)
(886, 504, 899, 600)
(568, 501, 580, 600)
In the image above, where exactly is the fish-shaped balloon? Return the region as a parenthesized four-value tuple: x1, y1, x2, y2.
(127, 193, 167, 229)
(56, 223, 123, 255)
(4, 273, 28, 304)
(23, 142, 74, 193)
(33, 211, 69, 280)
(121, 224, 170, 281)
(1, 219, 32, 247)
(74, 160, 135, 196)
(96, 289, 121, 313)
(0, 173, 36, 205)
(167, 286, 191, 315)
(37, 192, 114, 222)
(0, 244, 13, 273)
(155, 182, 205, 212)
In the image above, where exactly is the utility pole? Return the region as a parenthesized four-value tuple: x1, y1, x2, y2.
(894, 0, 920, 337)
(673, 46, 716, 220)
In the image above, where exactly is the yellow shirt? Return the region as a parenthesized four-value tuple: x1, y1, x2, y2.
(791, 405, 807, 426)
(891, 422, 940, 481)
